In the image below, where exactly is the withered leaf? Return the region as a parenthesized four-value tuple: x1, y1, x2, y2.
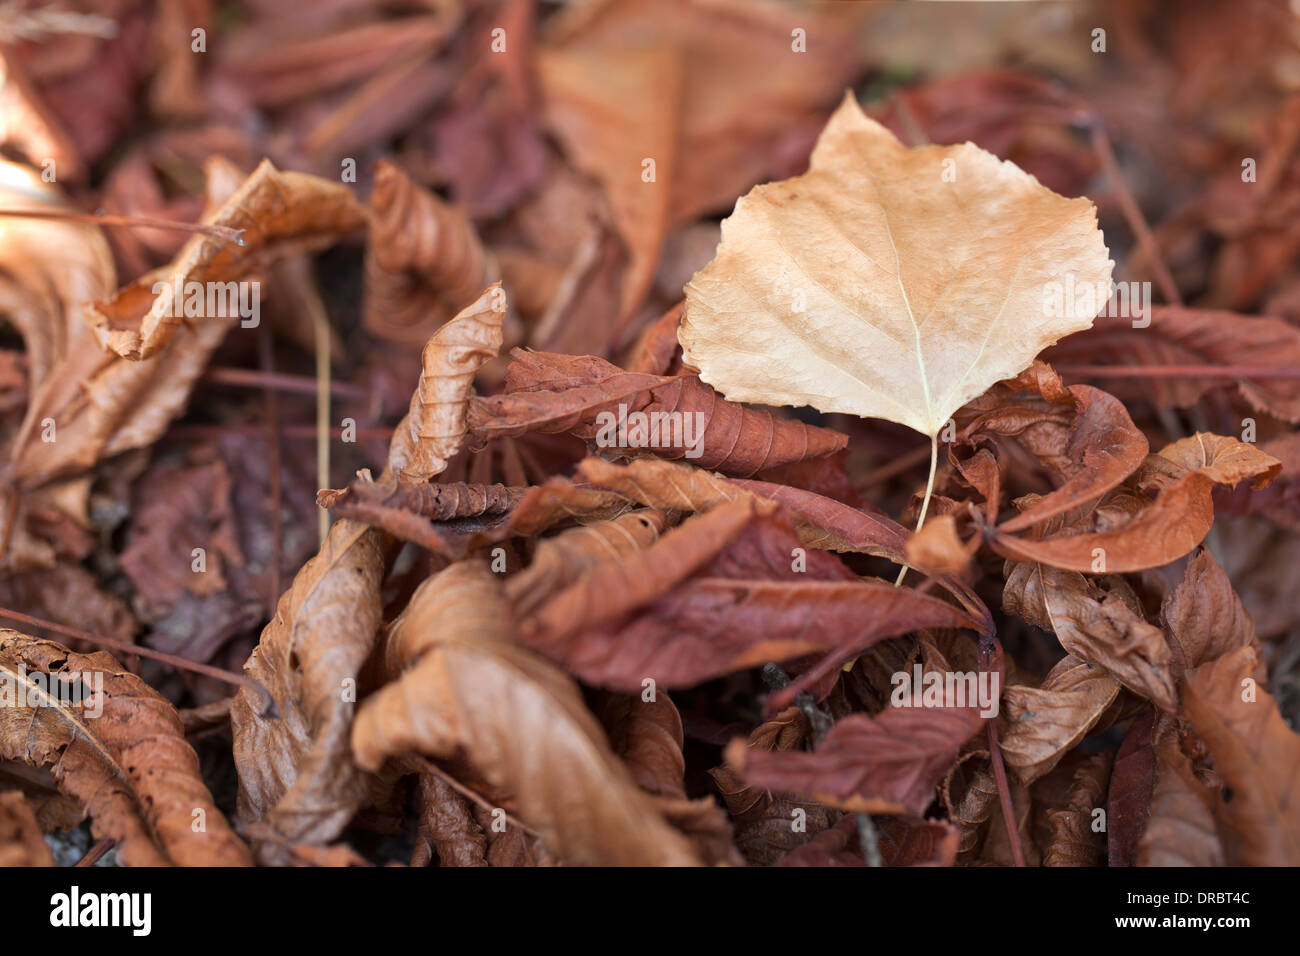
(1003, 562, 1176, 712)
(387, 283, 507, 482)
(524, 498, 978, 692)
(0, 790, 53, 867)
(539, 0, 866, 317)
(87, 159, 366, 360)
(231, 520, 385, 856)
(469, 349, 847, 475)
(351, 559, 701, 865)
(680, 93, 1112, 439)
(0, 629, 251, 866)
(1182, 645, 1300, 865)
(998, 654, 1120, 786)
(576, 455, 906, 560)
(364, 160, 500, 348)
(1047, 306, 1300, 423)
(991, 433, 1280, 573)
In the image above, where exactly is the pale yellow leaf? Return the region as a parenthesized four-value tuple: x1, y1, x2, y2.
(680, 93, 1113, 438)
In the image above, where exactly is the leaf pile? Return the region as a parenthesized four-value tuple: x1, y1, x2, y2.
(0, 0, 1297, 869)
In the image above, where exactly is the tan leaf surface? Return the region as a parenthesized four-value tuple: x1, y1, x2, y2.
(538, 0, 866, 317)
(86, 159, 366, 360)
(386, 283, 507, 482)
(230, 520, 385, 856)
(0, 790, 53, 866)
(351, 559, 701, 866)
(0, 629, 251, 866)
(1182, 645, 1300, 865)
(680, 93, 1112, 437)
(0, 158, 115, 389)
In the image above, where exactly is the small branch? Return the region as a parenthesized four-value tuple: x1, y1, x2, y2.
(75, 838, 116, 867)
(856, 813, 884, 868)
(0, 208, 244, 245)
(202, 366, 366, 400)
(1086, 119, 1183, 307)
(258, 325, 284, 608)
(0, 607, 277, 718)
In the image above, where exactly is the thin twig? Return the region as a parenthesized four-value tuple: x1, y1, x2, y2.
(0, 607, 276, 718)
(75, 838, 115, 867)
(0, 208, 244, 245)
(1086, 119, 1183, 307)
(202, 366, 366, 399)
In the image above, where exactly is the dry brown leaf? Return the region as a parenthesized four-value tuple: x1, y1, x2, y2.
(0, 158, 114, 389)
(351, 559, 701, 866)
(538, 0, 865, 317)
(386, 283, 507, 482)
(0, 789, 53, 866)
(506, 508, 669, 616)
(998, 654, 1120, 786)
(575, 455, 907, 560)
(1136, 716, 1225, 867)
(86, 158, 365, 360)
(679, 92, 1112, 440)
(0, 629, 251, 866)
(990, 433, 1280, 573)
(230, 520, 385, 857)
(1182, 644, 1300, 864)
(1041, 751, 1111, 866)
(1003, 562, 1176, 712)
(364, 160, 501, 348)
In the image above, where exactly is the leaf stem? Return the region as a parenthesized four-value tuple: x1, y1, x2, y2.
(894, 431, 938, 586)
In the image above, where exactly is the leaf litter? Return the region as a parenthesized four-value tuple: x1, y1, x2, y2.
(0, 0, 1296, 871)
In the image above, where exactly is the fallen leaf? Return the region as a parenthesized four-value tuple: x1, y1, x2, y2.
(230, 520, 385, 857)
(679, 92, 1113, 440)
(1182, 644, 1300, 864)
(351, 559, 701, 865)
(386, 283, 507, 482)
(0, 629, 251, 866)
(87, 159, 366, 360)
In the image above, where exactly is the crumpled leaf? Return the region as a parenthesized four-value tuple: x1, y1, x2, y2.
(680, 92, 1113, 439)
(0, 629, 251, 866)
(1182, 644, 1300, 865)
(0, 790, 54, 866)
(86, 158, 365, 360)
(230, 520, 385, 857)
(506, 508, 669, 616)
(1041, 751, 1112, 866)
(990, 433, 1280, 573)
(574, 455, 907, 559)
(523, 498, 978, 692)
(351, 559, 701, 866)
(996, 383, 1149, 533)
(601, 692, 742, 865)
(468, 349, 848, 476)
(1047, 305, 1300, 423)
(386, 283, 507, 482)
(0, 158, 114, 389)
(998, 653, 1120, 786)
(364, 160, 501, 348)
(1003, 561, 1177, 712)
(1136, 717, 1225, 867)
(708, 707, 836, 865)
(1161, 547, 1262, 679)
(724, 641, 999, 815)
